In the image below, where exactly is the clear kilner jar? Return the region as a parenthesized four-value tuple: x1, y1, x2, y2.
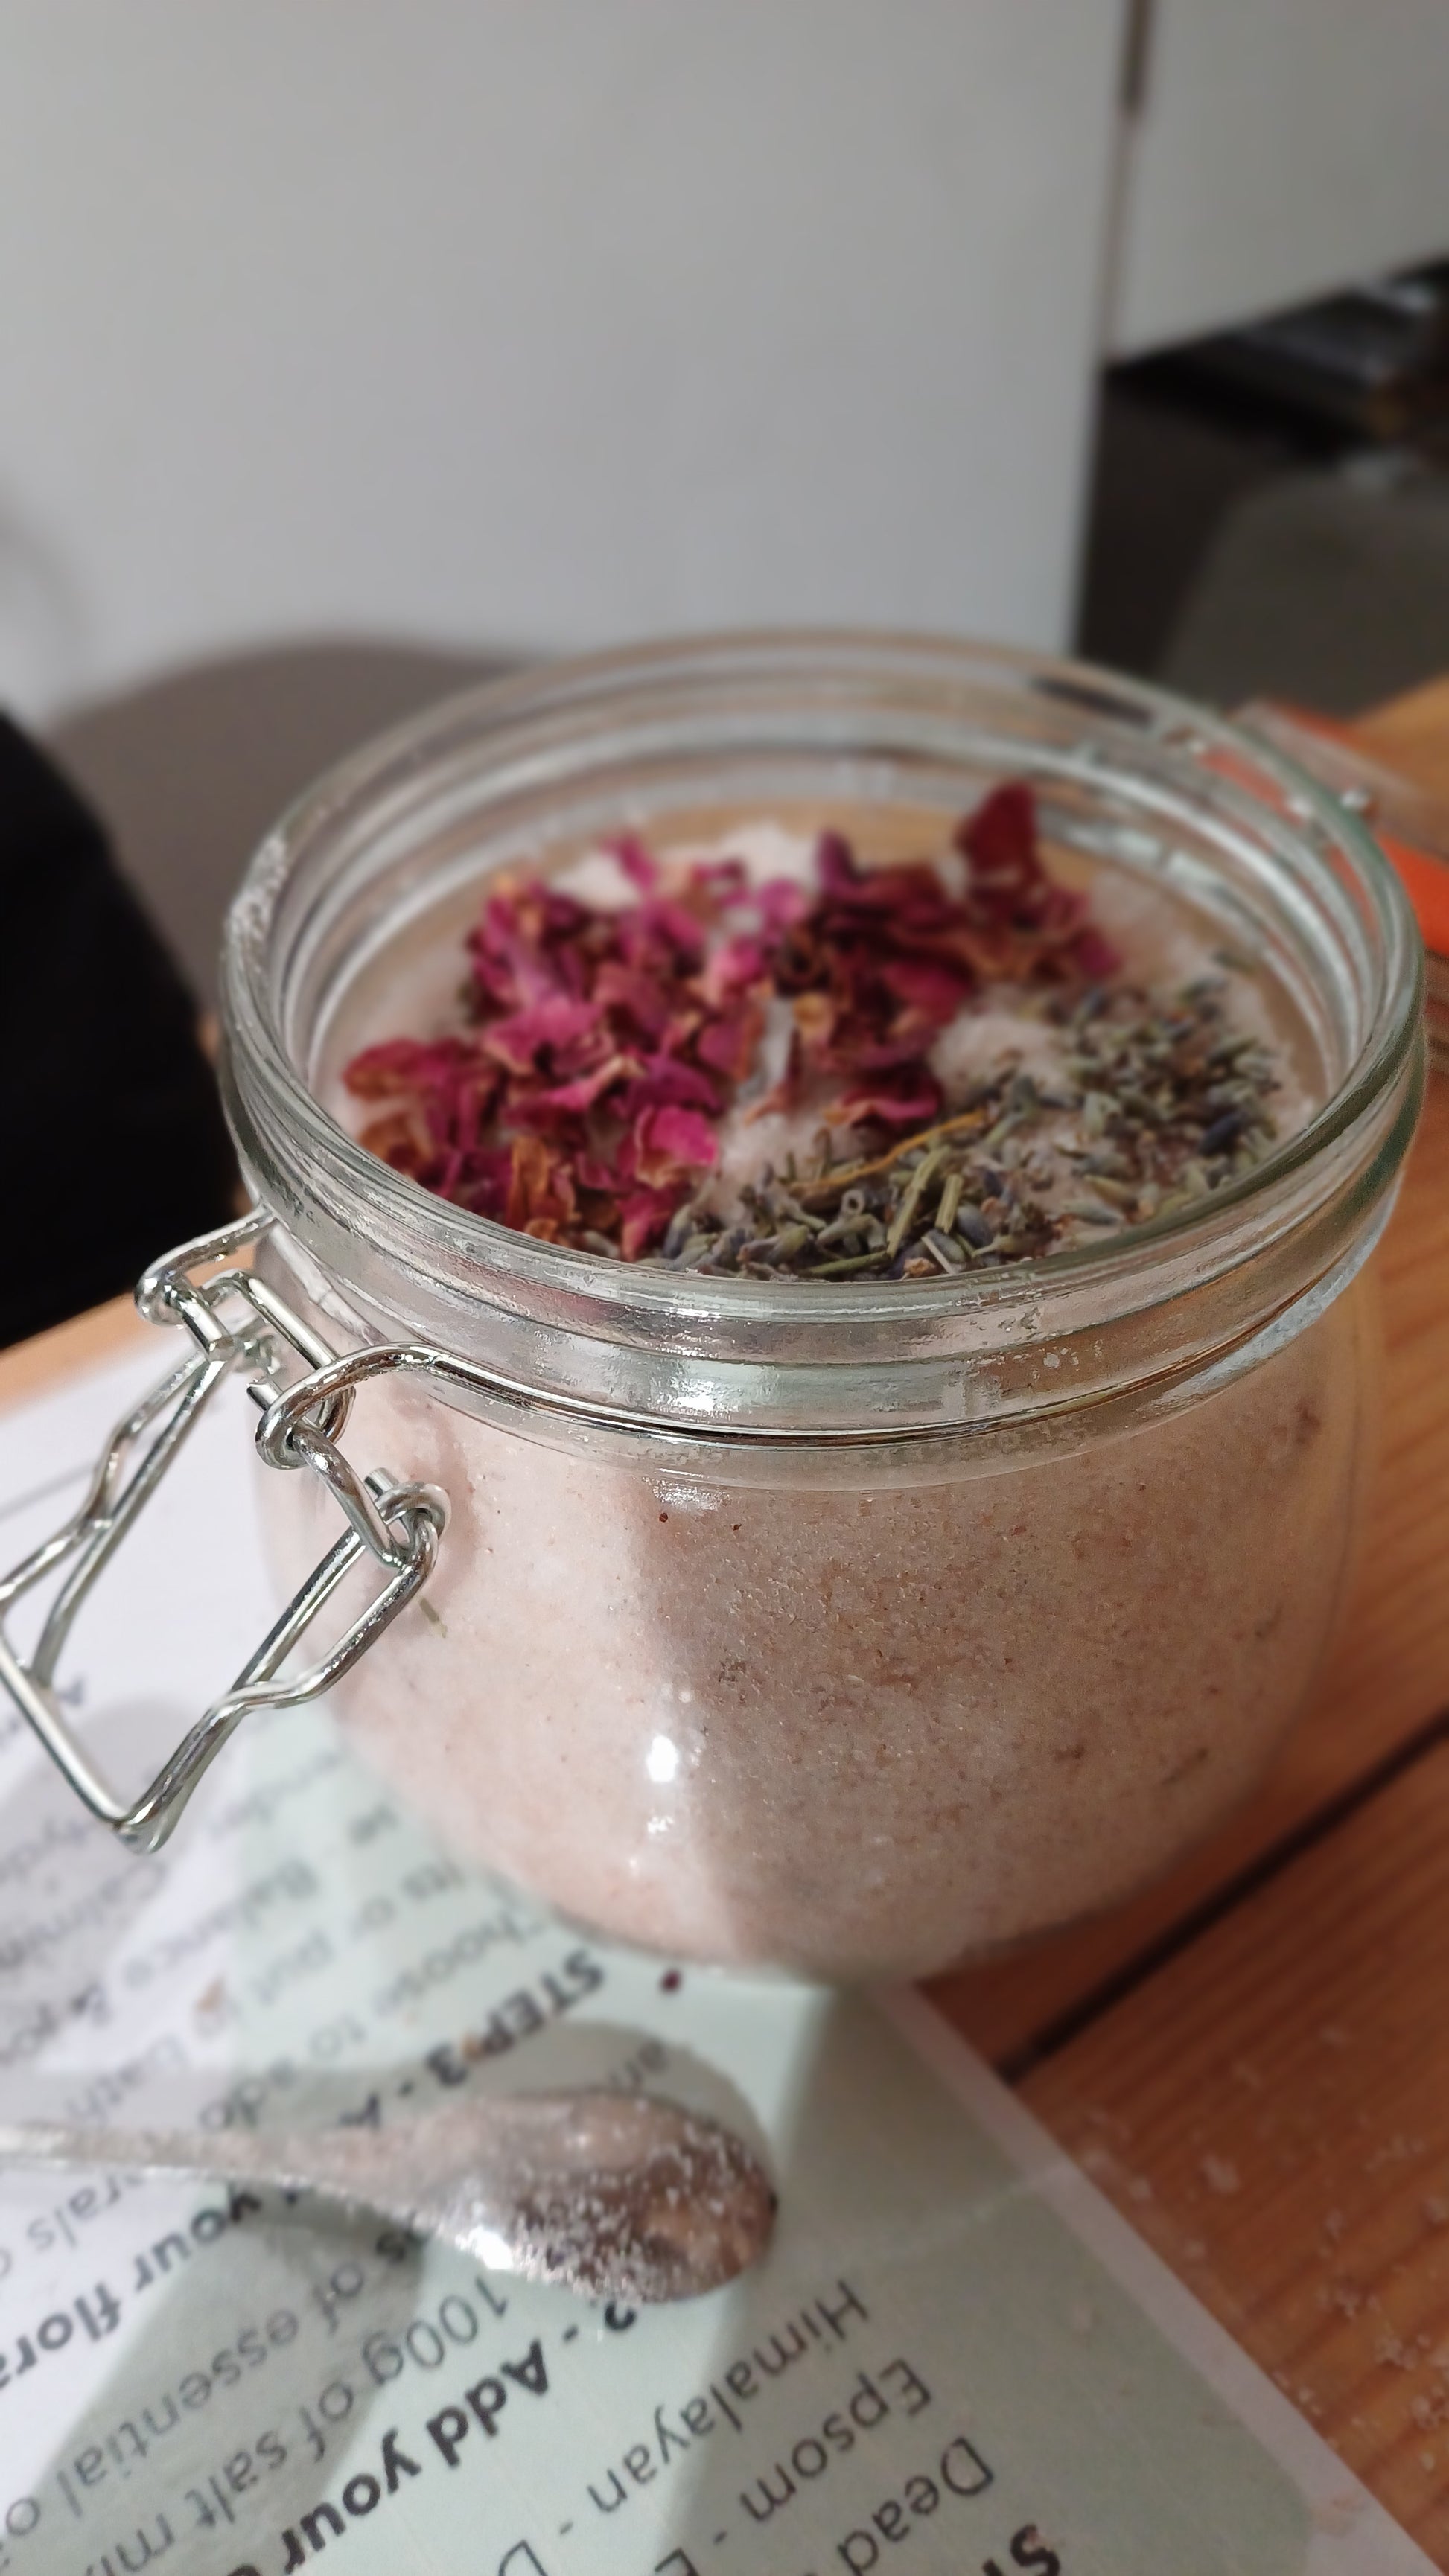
(0, 637, 1423, 1980)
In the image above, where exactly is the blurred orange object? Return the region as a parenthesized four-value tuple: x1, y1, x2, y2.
(1239, 697, 1449, 1065)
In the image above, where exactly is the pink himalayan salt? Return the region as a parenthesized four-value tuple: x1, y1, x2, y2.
(260, 1261, 1370, 1982)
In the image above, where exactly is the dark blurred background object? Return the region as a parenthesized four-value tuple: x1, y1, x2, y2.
(51, 640, 518, 1010)
(0, 643, 524, 1349)
(1179, 266, 1449, 444)
(1077, 258, 1449, 712)
(0, 719, 238, 1345)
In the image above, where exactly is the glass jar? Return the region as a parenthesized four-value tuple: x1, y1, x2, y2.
(200, 640, 1423, 1977)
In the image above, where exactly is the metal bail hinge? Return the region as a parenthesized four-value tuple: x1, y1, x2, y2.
(0, 1209, 447, 1853)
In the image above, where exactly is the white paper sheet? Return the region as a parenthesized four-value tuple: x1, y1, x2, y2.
(0, 1345, 1431, 2576)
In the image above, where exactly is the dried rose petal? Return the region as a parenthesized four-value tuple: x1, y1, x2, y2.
(628, 1103, 719, 1187)
(506, 1052, 643, 1127)
(592, 960, 678, 1039)
(506, 1135, 577, 1239)
(878, 957, 973, 1025)
(481, 993, 603, 1074)
(345, 1034, 479, 1098)
(617, 1185, 682, 1260)
(958, 781, 1043, 919)
(695, 997, 765, 1082)
(614, 1061, 716, 1127)
(754, 875, 812, 934)
(608, 833, 659, 894)
(831, 1068, 944, 1129)
(1069, 924, 1123, 981)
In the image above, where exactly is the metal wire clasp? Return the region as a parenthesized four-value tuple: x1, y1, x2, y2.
(0, 1210, 447, 1854)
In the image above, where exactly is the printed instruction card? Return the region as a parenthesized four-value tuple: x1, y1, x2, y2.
(0, 1344, 1432, 2576)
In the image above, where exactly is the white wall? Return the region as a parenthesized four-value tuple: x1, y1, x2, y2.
(0, 1, 1126, 721)
(1111, 0, 1449, 357)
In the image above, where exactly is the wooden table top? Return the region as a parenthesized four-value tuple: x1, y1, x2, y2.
(5, 680, 1449, 2560)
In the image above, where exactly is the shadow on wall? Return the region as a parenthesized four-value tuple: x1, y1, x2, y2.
(49, 637, 525, 1007)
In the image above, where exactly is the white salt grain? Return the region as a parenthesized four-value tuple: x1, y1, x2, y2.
(1201, 2155, 1241, 2197)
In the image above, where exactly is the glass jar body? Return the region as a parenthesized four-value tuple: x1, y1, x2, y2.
(256, 1234, 1376, 1982)
(221, 635, 1421, 1985)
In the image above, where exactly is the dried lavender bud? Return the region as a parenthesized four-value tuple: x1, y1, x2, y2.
(923, 1228, 966, 1272)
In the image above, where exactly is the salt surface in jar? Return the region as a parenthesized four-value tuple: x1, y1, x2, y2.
(223, 637, 1422, 1980)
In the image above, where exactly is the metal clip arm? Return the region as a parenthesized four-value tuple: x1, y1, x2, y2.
(0, 1212, 446, 1853)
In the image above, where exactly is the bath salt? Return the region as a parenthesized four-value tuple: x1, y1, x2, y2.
(335, 785, 1312, 1277)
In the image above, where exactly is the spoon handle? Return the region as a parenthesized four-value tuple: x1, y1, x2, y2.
(0, 2114, 518, 2217)
(0, 2120, 330, 2193)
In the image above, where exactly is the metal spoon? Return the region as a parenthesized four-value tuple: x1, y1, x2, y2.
(0, 2090, 775, 2304)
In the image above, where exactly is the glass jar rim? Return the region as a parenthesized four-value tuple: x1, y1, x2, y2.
(219, 630, 1424, 1438)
